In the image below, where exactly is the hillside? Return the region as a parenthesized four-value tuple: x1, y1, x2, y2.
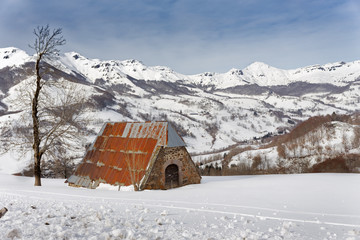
(0, 47, 360, 174)
(198, 113, 360, 175)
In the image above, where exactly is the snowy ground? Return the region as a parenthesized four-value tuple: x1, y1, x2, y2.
(1, 173, 360, 240)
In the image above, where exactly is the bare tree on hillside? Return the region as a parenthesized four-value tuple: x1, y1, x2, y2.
(31, 25, 66, 186)
(0, 25, 91, 186)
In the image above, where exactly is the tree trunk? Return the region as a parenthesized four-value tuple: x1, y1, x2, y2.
(34, 159, 41, 186)
(32, 56, 42, 186)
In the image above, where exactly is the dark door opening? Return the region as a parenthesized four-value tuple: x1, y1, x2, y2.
(165, 164, 179, 189)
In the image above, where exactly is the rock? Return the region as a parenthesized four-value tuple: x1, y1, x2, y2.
(7, 229, 21, 239)
(0, 207, 8, 218)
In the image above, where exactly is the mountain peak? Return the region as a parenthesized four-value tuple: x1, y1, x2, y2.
(245, 61, 274, 71)
(0, 47, 30, 69)
(121, 59, 144, 65)
(67, 52, 87, 61)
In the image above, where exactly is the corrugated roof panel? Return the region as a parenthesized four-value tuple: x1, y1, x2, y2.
(95, 165, 104, 180)
(113, 171, 129, 185)
(107, 151, 116, 166)
(118, 170, 129, 185)
(103, 137, 111, 150)
(113, 170, 124, 185)
(100, 152, 109, 166)
(69, 175, 92, 188)
(137, 124, 143, 137)
(95, 151, 103, 164)
(117, 153, 126, 169)
(153, 124, 161, 138)
(143, 124, 152, 138)
(91, 150, 100, 163)
(103, 166, 113, 183)
(105, 168, 114, 185)
(105, 137, 114, 151)
(110, 123, 118, 136)
(98, 168, 107, 184)
(131, 123, 140, 138)
(94, 166, 102, 180)
(79, 164, 90, 176)
(68, 121, 186, 189)
(104, 151, 112, 164)
(114, 138, 123, 148)
(121, 123, 131, 138)
(93, 136, 104, 149)
(95, 165, 103, 180)
(119, 123, 127, 136)
(115, 122, 126, 136)
(77, 162, 90, 175)
(113, 151, 122, 166)
(103, 123, 113, 136)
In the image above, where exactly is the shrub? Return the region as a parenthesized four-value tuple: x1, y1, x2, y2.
(252, 155, 262, 170)
(311, 156, 350, 173)
(277, 144, 286, 159)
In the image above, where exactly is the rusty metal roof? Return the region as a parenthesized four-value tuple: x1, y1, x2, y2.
(67, 121, 185, 189)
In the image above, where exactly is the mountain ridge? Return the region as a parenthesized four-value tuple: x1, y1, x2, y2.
(0, 46, 359, 174)
(2, 47, 360, 89)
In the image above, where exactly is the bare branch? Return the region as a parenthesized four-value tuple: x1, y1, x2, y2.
(29, 25, 66, 61)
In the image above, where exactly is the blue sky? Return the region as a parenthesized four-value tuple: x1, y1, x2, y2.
(1, 0, 360, 74)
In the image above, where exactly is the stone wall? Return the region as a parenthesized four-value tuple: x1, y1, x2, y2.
(144, 146, 201, 190)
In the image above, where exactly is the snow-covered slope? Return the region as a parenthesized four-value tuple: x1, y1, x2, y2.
(60, 51, 360, 88)
(190, 61, 360, 88)
(2, 48, 360, 89)
(223, 115, 360, 175)
(1, 173, 360, 239)
(0, 47, 31, 69)
(58, 51, 360, 88)
(0, 47, 360, 174)
(60, 52, 188, 83)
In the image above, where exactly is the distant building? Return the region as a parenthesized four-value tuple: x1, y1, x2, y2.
(67, 121, 201, 190)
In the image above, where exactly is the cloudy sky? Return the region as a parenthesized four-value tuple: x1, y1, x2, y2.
(1, 0, 360, 74)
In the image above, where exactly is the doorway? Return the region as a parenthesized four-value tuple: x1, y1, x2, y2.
(165, 164, 179, 189)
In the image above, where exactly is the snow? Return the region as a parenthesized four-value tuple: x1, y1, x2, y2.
(0, 46, 360, 171)
(3, 48, 358, 90)
(60, 52, 188, 84)
(0, 151, 31, 175)
(0, 47, 31, 69)
(228, 120, 360, 170)
(1, 173, 359, 239)
(189, 60, 360, 88)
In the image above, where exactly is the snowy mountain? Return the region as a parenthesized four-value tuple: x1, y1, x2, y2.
(0, 47, 360, 174)
(56, 50, 360, 88)
(191, 60, 360, 88)
(0, 47, 30, 69)
(2, 47, 360, 88)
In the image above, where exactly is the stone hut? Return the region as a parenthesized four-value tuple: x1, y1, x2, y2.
(67, 121, 201, 190)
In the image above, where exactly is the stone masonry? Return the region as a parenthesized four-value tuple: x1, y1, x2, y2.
(144, 146, 201, 190)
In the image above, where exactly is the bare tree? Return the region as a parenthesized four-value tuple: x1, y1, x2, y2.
(0, 25, 92, 186)
(29, 25, 66, 186)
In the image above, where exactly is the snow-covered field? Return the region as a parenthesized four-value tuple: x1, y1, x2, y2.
(1, 173, 360, 239)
